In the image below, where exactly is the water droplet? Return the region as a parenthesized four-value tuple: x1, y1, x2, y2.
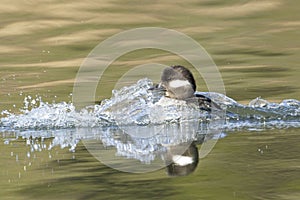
(33, 144, 39, 151)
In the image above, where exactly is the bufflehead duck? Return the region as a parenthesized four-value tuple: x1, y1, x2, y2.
(154, 65, 219, 111)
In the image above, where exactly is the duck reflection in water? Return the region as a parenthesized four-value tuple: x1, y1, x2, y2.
(165, 142, 200, 176)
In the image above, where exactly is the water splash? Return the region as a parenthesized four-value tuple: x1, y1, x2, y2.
(1, 78, 299, 132)
(0, 78, 299, 163)
(0, 78, 209, 131)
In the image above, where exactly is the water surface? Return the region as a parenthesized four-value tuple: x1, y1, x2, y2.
(0, 1, 299, 199)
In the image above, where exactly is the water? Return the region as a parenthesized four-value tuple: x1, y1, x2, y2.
(0, 79, 299, 199)
(1, 78, 299, 172)
(1, 78, 299, 131)
(1, 0, 300, 199)
(0, 79, 300, 197)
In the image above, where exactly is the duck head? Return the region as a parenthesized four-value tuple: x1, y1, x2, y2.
(158, 65, 196, 100)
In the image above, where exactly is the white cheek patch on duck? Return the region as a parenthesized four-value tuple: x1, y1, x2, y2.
(169, 80, 190, 88)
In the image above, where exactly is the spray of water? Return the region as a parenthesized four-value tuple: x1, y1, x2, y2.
(0, 78, 299, 165)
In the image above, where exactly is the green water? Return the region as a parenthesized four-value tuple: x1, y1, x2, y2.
(0, 0, 299, 199)
(1, 129, 299, 200)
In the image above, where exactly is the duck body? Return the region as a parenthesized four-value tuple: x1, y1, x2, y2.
(153, 65, 221, 112)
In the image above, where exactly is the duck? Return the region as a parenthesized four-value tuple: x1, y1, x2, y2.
(152, 65, 219, 111)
